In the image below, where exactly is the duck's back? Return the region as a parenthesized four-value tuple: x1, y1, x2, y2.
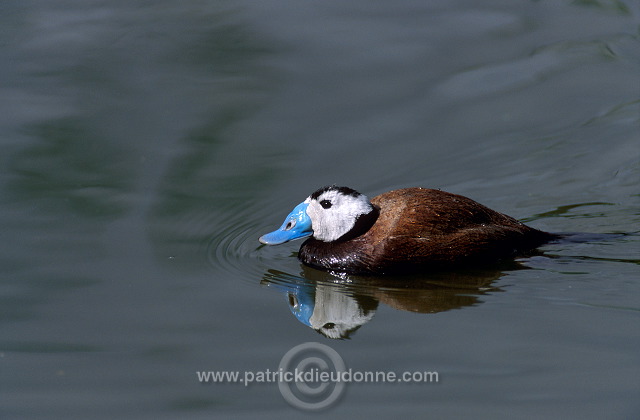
(299, 188, 552, 274)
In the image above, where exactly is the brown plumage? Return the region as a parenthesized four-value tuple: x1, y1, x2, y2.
(298, 188, 554, 275)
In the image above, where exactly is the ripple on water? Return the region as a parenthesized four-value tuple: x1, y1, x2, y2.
(206, 202, 304, 284)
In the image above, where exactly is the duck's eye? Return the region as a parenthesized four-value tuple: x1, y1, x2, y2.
(319, 199, 332, 209)
(323, 322, 336, 329)
(288, 293, 297, 308)
(285, 220, 295, 230)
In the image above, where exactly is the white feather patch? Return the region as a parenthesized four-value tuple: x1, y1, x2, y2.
(306, 189, 373, 242)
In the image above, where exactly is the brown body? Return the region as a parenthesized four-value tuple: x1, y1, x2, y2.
(298, 188, 553, 275)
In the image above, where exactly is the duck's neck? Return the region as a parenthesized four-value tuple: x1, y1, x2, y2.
(332, 205, 380, 242)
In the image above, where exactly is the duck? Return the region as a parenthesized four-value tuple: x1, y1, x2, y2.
(259, 186, 555, 275)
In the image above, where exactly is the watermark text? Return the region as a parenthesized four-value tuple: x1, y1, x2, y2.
(197, 367, 438, 386)
(198, 342, 439, 410)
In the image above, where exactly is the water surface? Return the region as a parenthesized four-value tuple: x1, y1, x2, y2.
(1, 1, 639, 419)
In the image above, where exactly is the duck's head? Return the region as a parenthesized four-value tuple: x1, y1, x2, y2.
(259, 185, 377, 245)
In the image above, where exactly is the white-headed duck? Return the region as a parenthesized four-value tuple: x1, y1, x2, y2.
(260, 186, 554, 275)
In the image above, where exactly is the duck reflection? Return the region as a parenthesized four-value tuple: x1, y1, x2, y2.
(262, 264, 517, 339)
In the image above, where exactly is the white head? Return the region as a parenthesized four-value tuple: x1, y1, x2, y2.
(259, 185, 377, 245)
(304, 186, 375, 242)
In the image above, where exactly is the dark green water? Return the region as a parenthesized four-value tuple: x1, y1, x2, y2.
(2, 1, 639, 419)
